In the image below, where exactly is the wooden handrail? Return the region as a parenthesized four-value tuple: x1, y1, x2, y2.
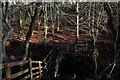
(32, 67, 39, 70)
(32, 61, 42, 64)
(22, 74, 30, 79)
(39, 61, 42, 79)
(5, 63, 11, 80)
(32, 71, 40, 76)
(4, 60, 29, 68)
(11, 69, 29, 79)
(1, 59, 43, 80)
(34, 75, 40, 80)
(42, 46, 63, 77)
(43, 45, 58, 72)
(43, 44, 57, 62)
(29, 58, 33, 80)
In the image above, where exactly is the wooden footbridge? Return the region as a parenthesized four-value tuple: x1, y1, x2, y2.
(0, 41, 93, 80)
(0, 58, 43, 80)
(0, 44, 63, 80)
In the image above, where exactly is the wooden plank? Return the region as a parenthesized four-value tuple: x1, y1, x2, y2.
(5, 64, 11, 80)
(29, 58, 33, 80)
(32, 67, 39, 70)
(5, 60, 28, 68)
(22, 74, 30, 79)
(39, 61, 42, 79)
(32, 71, 39, 76)
(32, 61, 42, 64)
(33, 75, 40, 80)
(11, 69, 29, 79)
(2, 60, 43, 80)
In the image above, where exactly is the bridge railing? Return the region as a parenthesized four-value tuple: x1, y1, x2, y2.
(42, 44, 63, 77)
(0, 58, 43, 80)
(43, 44, 57, 70)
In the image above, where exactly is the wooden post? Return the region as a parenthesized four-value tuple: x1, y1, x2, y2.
(29, 58, 33, 80)
(39, 61, 42, 79)
(5, 64, 11, 80)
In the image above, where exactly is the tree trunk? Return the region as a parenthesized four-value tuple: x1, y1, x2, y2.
(104, 2, 119, 77)
(57, 4, 60, 32)
(104, 3, 118, 55)
(43, 3, 48, 49)
(89, 3, 91, 36)
(51, 7, 55, 38)
(76, 2, 79, 43)
(22, 3, 40, 60)
(5, 2, 9, 22)
(2, 2, 10, 63)
(104, 3, 116, 37)
(51, 4, 54, 37)
(51, 3, 56, 39)
(18, 10, 23, 39)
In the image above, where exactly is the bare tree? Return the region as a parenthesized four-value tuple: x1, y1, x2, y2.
(43, 3, 48, 49)
(57, 3, 60, 31)
(76, 2, 79, 43)
(97, 2, 120, 79)
(2, 2, 11, 62)
(22, 3, 40, 60)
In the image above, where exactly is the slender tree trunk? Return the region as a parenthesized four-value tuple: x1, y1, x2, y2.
(92, 3, 98, 79)
(27, 3, 34, 23)
(22, 3, 40, 60)
(104, 3, 117, 57)
(5, 2, 8, 22)
(43, 4, 48, 49)
(37, 10, 41, 31)
(57, 4, 60, 31)
(28, 8, 32, 23)
(104, 3, 116, 37)
(76, 2, 79, 43)
(30, 3, 34, 18)
(51, 3, 56, 39)
(18, 10, 23, 39)
(104, 3, 119, 78)
(51, 4, 55, 38)
(2, 2, 10, 63)
(89, 3, 91, 36)
(92, 3, 95, 45)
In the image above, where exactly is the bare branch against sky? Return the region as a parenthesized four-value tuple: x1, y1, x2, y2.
(1, 0, 119, 3)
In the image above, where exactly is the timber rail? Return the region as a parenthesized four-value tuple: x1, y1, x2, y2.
(0, 58, 43, 80)
(42, 44, 63, 77)
(0, 44, 63, 80)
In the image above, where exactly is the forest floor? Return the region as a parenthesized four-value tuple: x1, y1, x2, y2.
(5, 24, 120, 80)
